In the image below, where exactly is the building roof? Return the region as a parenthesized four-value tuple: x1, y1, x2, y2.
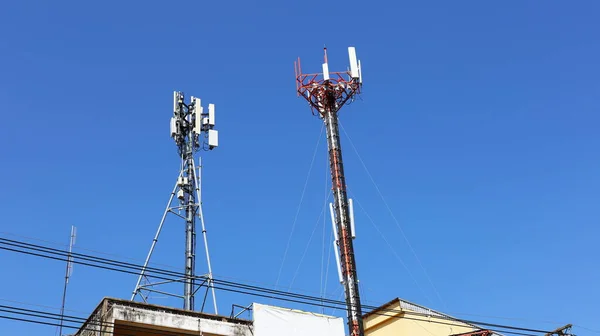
(362, 297, 447, 320)
(362, 297, 501, 336)
(92, 297, 252, 324)
(75, 297, 252, 336)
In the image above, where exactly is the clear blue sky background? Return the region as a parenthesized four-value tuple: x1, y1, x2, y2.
(1, 1, 598, 335)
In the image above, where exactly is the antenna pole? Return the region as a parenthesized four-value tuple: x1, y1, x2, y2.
(183, 110, 197, 310)
(323, 95, 364, 336)
(295, 47, 365, 336)
(58, 226, 76, 336)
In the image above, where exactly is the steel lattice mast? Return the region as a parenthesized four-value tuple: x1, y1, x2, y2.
(131, 91, 219, 312)
(295, 47, 364, 336)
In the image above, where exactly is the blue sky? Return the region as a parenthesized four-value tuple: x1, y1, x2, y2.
(1, 0, 599, 335)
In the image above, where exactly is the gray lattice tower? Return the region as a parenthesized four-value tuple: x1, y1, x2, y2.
(131, 91, 219, 312)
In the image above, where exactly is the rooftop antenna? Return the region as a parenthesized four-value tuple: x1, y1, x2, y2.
(57, 226, 76, 336)
(131, 91, 219, 312)
(295, 47, 364, 336)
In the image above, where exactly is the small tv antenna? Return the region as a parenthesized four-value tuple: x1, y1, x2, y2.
(132, 91, 219, 312)
(57, 226, 76, 336)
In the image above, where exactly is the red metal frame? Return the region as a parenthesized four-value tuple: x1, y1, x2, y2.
(294, 51, 361, 116)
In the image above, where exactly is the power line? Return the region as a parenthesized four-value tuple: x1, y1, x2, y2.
(0, 298, 536, 336)
(0, 232, 578, 333)
(0, 299, 543, 336)
(0, 236, 437, 322)
(0, 230, 178, 272)
(0, 231, 337, 302)
(0, 304, 235, 336)
(0, 297, 90, 315)
(0, 236, 553, 335)
(1, 301, 256, 336)
(0, 314, 78, 329)
(0, 237, 559, 336)
(0, 305, 85, 325)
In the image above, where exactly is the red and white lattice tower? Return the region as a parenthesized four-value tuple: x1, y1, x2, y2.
(295, 47, 364, 336)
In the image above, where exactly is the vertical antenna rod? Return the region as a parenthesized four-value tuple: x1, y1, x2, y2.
(295, 47, 364, 336)
(57, 226, 76, 336)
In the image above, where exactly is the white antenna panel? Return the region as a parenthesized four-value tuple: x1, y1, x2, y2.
(208, 104, 215, 126)
(177, 176, 189, 187)
(173, 91, 178, 113)
(329, 203, 338, 242)
(170, 117, 178, 138)
(322, 63, 330, 81)
(208, 129, 219, 148)
(195, 107, 204, 134)
(348, 198, 356, 239)
(348, 47, 359, 79)
(333, 241, 343, 284)
(358, 60, 362, 83)
(194, 98, 203, 134)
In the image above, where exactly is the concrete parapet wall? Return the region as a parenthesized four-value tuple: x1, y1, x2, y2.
(75, 298, 252, 336)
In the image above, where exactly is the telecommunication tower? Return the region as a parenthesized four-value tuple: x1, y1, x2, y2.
(131, 91, 219, 312)
(294, 47, 364, 336)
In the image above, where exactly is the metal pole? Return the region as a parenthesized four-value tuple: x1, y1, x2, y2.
(193, 157, 218, 314)
(131, 175, 180, 301)
(323, 102, 364, 336)
(184, 118, 196, 310)
(295, 47, 364, 336)
(58, 226, 76, 336)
